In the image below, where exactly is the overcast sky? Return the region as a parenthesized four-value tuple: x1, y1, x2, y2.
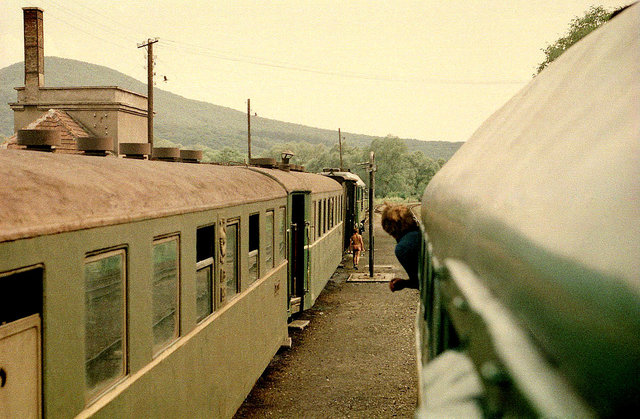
(0, 0, 632, 142)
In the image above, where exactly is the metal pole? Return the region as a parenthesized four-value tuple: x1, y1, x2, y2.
(338, 128, 343, 171)
(368, 151, 375, 277)
(147, 40, 154, 153)
(247, 98, 251, 160)
(138, 38, 158, 156)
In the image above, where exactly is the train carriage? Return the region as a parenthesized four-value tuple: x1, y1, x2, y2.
(249, 166, 344, 314)
(416, 4, 639, 418)
(0, 149, 340, 418)
(320, 169, 367, 251)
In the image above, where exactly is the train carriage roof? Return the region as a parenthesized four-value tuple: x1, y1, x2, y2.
(249, 167, 342, 194)
(0, 150, 287, 242)
(422, 4, 639, 415)
(320, 171, 366, 187)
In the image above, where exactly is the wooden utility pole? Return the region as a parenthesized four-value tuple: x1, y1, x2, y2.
(138, 38, 158, 155)
(338, 128, 343, 171)
(247, 99, 252, 160)
(368, 151, 376, 277)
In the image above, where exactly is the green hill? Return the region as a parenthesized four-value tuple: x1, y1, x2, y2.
(0, 57, 463, 159)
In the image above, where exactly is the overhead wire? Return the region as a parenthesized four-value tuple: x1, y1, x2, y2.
(33, 1, 528, 87)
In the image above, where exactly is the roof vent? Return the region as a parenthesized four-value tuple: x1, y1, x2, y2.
(290, 164, 305, 172)
(77, 137, 113, 156)
(120, 143, 151, 159)
(249, 157, 278, 168)
(152, 147, 180, 162)
(180, 149, 203, 163)
(17, 129, 61, 152)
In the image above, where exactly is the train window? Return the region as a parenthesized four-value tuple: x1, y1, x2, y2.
(312, 201, 317, 242)
(323, 199, 328, 234)
(196, 225, 215, 261)
(278, 206, 286, 262)
(329, 198, 333, 229)
(196, 225, 215, 322)
(0, 266, 42, 325)
(152, 236, 180, 355)
(225, 221, 240, 299)
(248, 213, 259, 284)
(332, 197, 336, 227)
(84, 248, 126, 400)
(265, 210, 274, 270)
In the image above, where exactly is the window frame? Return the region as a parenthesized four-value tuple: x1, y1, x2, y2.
(84, 247, 127, 402)
(151, 234, 180, 356)
(265, 209, 275, 271)
(196, 224, 216, 323)
(225, 219, 241, 300)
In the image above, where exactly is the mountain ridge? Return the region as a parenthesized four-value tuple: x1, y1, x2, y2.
(0, 57, 463, 159)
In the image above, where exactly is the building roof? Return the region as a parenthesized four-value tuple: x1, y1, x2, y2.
(1, 109, 93, 153)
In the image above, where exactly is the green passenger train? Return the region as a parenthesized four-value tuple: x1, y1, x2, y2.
(0, 149, 363, 418)
(415, 4, 639, 418)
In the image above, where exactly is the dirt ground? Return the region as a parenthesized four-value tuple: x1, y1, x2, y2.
(235, 212, 419, 418)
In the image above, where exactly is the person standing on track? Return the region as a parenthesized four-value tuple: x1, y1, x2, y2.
(350, 228, 365, 270)
(381, 203, 421, 292)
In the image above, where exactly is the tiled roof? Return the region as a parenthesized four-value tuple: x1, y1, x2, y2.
(1, 109, 94, 153)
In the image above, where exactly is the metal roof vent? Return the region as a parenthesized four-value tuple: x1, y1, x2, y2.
(77, 137, 113, 156)
(249, 157, 278, 168)
(17, 129, 60, 152)
(120, 143, 151, 159)
(279, 150, 294, 172)
(180, 149, 203, 163)
(152, 147, 180, 162)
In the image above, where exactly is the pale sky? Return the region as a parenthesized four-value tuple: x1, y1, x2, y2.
(0, 0, 632, 142)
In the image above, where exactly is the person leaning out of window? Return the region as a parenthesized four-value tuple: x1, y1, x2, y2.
(381, 203, 421, 292)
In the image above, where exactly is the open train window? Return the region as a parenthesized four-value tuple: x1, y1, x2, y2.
(0, 265, 43, 325)
(196, 225, 215, 322)
(265, 210, 275, 271)
(84, 248, 127, 400)
(248, 213, 260, 284)
(152, 235, 180, 355)
(225, 220, 240, 299)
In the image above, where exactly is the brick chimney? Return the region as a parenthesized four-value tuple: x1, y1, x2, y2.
(23, 7, 44, 102)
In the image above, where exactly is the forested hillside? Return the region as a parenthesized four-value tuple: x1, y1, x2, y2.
(0, 57, 462, 159)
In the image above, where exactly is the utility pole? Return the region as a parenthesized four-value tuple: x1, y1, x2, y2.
(138, 37, 158, 155)
(368, 151, 376, 277)
(338, 128, 343, 171)
(247, 98, 252, 160)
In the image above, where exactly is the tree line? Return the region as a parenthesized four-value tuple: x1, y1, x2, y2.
(157, 135, 445, 200)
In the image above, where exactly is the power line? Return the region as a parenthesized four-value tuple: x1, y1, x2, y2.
(158, 38, 527, 85)
(33, 2, 527, 86)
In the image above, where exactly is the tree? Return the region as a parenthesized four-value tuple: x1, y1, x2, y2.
(368, 136, 412, 198)
(535, 6, 613, 75)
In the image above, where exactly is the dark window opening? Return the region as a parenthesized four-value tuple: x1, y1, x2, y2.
(249, 213, 259, 252)
(0, 266, 43, 325)
(196, 225, 215, 262)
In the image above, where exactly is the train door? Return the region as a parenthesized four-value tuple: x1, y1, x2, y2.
(289, 192, 309, 315)
(0, 266, 43, 419)
(344, 182, 356, 250)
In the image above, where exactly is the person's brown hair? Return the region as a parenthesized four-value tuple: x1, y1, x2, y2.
(381, 203, 418, 239)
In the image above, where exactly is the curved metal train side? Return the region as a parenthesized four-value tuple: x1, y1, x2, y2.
(416, 5, 639, 418)
(0, 150, 343, 418)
